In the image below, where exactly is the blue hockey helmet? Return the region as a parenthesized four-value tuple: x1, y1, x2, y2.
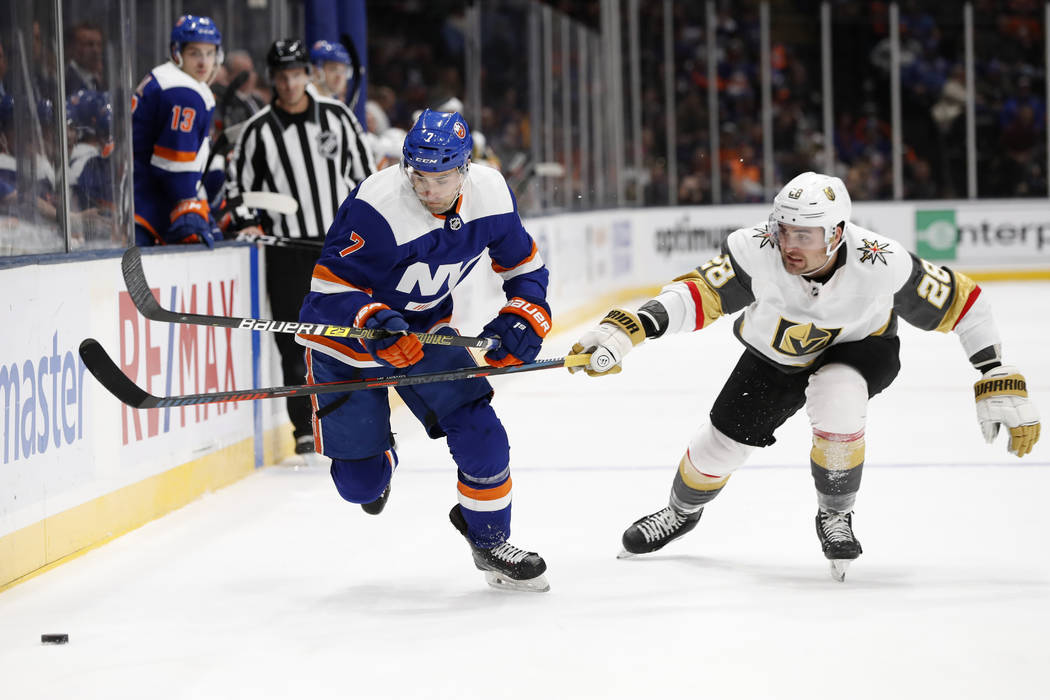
(0, 96, 56, 131)
(402, 109, 473, 172)
(170, 15, 223, 66)
(67, 89, 113, 139)
(309, 40, 350, 66)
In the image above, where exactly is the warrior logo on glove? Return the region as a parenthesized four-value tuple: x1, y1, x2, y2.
(974, 366, 1041, 457)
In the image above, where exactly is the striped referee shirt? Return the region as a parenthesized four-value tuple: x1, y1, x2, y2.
(227, 89, 375, 239)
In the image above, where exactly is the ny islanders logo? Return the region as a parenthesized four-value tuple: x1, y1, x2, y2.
(453, 122, 466, 139)
(771, 319, 841, 356)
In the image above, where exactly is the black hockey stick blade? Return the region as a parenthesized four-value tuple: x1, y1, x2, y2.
(339, 33, 365, 109)
(120, 246, 500, 351)
(79, 339, 152, 407)
(79, 337, 589, 409)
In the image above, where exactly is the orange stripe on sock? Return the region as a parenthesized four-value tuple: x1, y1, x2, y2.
(457, 477, 513, 501)
(305, 349, 324, 454)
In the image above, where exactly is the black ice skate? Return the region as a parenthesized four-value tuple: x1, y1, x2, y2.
(361, 484, 391, 515)
(448, 505, 549, 592)
(284, 435, 329, 468)
(816, 509, 863, 582)
(619, 506, 702, 558)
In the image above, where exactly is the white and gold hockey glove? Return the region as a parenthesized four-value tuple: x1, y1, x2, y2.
(569, 308, 646, 377)
(974, 365, 1041, 457)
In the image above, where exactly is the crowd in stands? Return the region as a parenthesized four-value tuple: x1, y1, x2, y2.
(2, 1, 1048, 256)
(362, 0, 1048, 207)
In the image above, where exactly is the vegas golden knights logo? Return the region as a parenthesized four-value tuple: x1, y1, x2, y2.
(823, 186, 836, 200)
(772, 318, 842, 356)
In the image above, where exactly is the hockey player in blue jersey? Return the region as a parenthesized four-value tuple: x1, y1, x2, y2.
(309, 40, 351, 103)
(132, 15, 223, 248)
(296, 109, 553, 591)
(67, 89, 113, 211)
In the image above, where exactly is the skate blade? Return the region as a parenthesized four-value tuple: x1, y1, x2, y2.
(828, 559, 852, 582)
(617, 549, 638, 560)
(483, 570, 550, 593)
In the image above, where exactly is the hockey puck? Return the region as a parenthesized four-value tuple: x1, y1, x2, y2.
(41, 634, 68, 645)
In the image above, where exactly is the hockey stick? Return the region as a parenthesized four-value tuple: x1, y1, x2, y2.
(242, 191, 298, 215)
(121, 246, 500, 351)
(238, 234, 324, 250)
(339, 33, 365, 111)
(79, 338, 588, 408)
(209, 71, 252, 163)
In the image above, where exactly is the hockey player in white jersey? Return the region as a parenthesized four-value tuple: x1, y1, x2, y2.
(570, 171, 1041, 581)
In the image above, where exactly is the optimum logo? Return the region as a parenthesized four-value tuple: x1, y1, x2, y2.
(654, 218, 736, 257)
(916, 210, 957, 261)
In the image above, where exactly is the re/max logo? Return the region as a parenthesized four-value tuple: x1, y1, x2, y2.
(120, 281, 242, 444)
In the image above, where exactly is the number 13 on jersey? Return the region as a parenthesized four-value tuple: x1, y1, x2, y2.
(170, 106, 197, 133)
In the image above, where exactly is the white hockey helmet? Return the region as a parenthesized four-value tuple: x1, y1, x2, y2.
(769, 171, 851, 253)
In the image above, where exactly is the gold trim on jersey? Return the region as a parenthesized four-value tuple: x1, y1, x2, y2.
(871, 312, 894, 336)
(672, 269, 726, 328)
(935, 270, 979, 333)
(771, 318, 842, 356)
(811, 435, 865, 471)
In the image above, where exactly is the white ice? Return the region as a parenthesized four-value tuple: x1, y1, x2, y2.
(2, 282, 1049, 699)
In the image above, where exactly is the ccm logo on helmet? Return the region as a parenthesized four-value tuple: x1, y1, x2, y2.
(416, 157, 438, 164)
(453, 122, 466, 139)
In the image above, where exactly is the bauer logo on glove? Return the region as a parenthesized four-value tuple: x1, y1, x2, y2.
(480, 297, 552, 368)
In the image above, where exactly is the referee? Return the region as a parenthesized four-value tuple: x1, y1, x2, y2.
(226, 38, 375, 463)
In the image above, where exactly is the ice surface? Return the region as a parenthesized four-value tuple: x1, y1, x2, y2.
(1, 282, 1048, 699)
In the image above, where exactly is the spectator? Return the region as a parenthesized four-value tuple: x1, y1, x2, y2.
(218, 49, 263, 129)
(66, 88, 113, 211)
(65, 22, 104, 94)
(0, 96, 58, 220)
